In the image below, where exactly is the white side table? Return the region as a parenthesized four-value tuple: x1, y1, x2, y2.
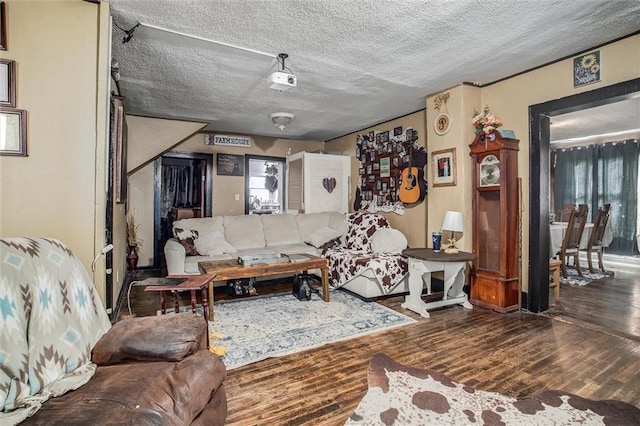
(401, 248, 476, 318)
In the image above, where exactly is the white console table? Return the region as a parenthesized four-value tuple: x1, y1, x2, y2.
(401, 248, 476, 318)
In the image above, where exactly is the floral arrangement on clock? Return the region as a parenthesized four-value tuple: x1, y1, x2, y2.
(472, 105, 503, 137)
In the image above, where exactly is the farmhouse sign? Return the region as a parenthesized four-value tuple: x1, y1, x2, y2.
(205, 134, 252, 147)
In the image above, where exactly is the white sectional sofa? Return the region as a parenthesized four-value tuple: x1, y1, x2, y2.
(165, 212, 347, 275)
(164, 211, 410, 300)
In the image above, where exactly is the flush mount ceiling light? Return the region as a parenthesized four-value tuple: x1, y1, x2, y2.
(270, 112, 295, 131)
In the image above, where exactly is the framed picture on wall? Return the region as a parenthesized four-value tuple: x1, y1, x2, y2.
(0, 2, 6, 51)
(0, 59, 15, 107)
(0, 108, 26, 156)
(217, 153, 244, 176)
(432, 148, 456, 187)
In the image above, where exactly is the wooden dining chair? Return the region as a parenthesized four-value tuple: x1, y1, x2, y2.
(558, 204, 589, 278)
(582, 203, 611, 273)
(556, 204, 576, 222)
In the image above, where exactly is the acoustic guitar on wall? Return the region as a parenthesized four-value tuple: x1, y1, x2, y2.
(398, 131, 426, 204)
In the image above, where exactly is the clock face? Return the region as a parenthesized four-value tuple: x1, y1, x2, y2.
(480, 154, 500, 187)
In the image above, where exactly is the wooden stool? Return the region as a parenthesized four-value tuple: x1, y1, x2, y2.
(145, 274, 216, 347)
(549, 259, 561, 302)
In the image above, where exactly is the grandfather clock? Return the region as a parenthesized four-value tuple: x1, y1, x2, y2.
(469, 131, 520, 313)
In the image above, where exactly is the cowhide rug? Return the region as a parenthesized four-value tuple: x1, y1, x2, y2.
(346, 353, 640, 425)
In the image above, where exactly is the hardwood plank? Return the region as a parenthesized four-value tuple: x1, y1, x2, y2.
(117, 267, 640, 424)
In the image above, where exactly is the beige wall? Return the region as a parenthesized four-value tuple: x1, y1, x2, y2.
(426, 34, 640, 293)
(325, 111, 428, 249)
(425, 84, 480, 253)
(127, 123, 324, 266)
(0, 1, 111, 302)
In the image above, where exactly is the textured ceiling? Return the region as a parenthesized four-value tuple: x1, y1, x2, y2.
(108, 0, 640, 141)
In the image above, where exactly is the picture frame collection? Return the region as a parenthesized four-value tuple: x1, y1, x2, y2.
(0, 3, 28, 157)
(356, 127, 427, 209)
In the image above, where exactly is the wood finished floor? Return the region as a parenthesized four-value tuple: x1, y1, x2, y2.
(119, 267, 640, 425)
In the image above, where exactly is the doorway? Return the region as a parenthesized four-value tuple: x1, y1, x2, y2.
(528, 77, 640, 313)
(153, 151, 213, 269)
(244, 154, 286, 215)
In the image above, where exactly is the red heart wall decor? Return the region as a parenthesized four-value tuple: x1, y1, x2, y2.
(322, 177, 336, 193)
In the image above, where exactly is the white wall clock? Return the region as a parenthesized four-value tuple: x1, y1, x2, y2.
(434, 112, 452, 135)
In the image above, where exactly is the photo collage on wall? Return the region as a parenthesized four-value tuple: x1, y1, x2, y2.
(354, 127, 427, 214)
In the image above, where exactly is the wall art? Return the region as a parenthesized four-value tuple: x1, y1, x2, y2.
(0, 2, 6, 51)
(574, 50, 600, 88)
(355, 128, 427, 215)
(217, 153, 244, 176)
(0, 108, 27, 156)
(0, 58, 15, 107)
(434, 112, 451, 135)
(432, 148, 456, 187)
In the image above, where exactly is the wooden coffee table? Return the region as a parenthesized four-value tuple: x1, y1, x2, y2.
(199, 254, 330, 304)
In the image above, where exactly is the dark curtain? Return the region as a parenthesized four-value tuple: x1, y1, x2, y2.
(553, 139, 639, 255)
(161, 166, 191, 219)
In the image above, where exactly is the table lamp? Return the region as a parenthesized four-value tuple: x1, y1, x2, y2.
(442, 211, 464, 254)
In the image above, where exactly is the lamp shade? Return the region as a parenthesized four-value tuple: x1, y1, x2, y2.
(442, 211, 464, 233)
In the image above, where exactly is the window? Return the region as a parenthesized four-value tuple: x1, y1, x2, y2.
(245, 155, 285, 215)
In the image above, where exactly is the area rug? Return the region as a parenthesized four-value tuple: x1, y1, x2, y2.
(557, 265, 614, 286)
(346, 353, 640, 425)
(209, 290, 416, 370)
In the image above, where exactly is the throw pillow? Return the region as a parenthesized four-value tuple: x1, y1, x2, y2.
(370, 228, 408, 254)
(173, 228, 199, 256)
(346, 212, 390, 250)
(305, 226, 343, 248)
(195, 230, 237, 256)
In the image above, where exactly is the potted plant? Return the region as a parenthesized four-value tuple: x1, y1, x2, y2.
(264, 162, 278, 193)
(126, 214, 143, 270)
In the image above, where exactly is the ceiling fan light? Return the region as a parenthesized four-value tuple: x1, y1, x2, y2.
(270, 112, 295, 131)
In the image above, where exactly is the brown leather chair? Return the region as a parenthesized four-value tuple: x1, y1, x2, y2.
(558, 204, 588, 278)
(582, 203, 611, 273)
(556, 204, 576, 222)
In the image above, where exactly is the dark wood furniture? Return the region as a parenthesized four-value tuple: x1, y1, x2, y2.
(558, 205, 588, 278)
(549, 258, 561, 302)
(582, 203, 611, 273)
(469, 130, 520, 313)
(144, 274, 215, 327)
(199, 254, 330, 302)
(171, 207, 201, 220)
(557, 204, 576, 222)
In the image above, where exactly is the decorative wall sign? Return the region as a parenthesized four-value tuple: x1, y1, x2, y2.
(0, 58, 15, 107)
(0, 108, 26, 156)
(217, 153, 244, 176)
(433, 92, 451, 135)
(434, 112, 451, 135)
(322, 177, 336, 193)
(205, 134, 252, 147)
(573, 50, 600, 88)
(432, 148, 456, 187)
